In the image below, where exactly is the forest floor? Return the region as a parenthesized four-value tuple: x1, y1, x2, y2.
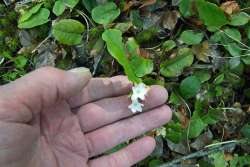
(0, 0, 250, 166)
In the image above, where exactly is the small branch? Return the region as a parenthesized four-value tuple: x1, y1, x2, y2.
(205, 140, 238, 148)
(157, 140, 244, 167)
(32, 34, 52, 53)
(241, 7, 250, 11)
(206, 53, 250, 59)
(75, 9, 96, 27)
(75, 10, 91, 42)
(209, 43, 249, 51)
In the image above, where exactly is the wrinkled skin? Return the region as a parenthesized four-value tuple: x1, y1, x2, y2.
(0, 67, 172, 167)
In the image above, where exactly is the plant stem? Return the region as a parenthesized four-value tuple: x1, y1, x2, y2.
(157, 139, 248, 167)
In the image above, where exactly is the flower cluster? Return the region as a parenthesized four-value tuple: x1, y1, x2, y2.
(128, 83, 149, 113)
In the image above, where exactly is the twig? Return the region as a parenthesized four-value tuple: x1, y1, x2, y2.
(75, 10, 91, 42)
(241, 7, 250, 11)
(205, 140, 238, 148)
(157, 141, 239, 167)
(32, 34, 51, 53)
(206, 53, 250, 59)
(209, 43, 249, 51)
(144, 43, 162, 50)
(75, 9, 95, 27)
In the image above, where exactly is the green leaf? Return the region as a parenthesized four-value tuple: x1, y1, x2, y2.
(202, 108, 222, 125)
(130, 10, 143, 29)
(196, 0, 227, 29)
(225, 43, 241, 57)
(212, 28, 242, 57)
(209, 152, 228, 167)
(180, 30, 204, 45)
(240, 123, 250, 139)
(62, 0, 79, 8)
(53, 1, 66, 16)
(230, 155, 250, 167)
(229, 12, 250, 26)
(188, 117, 207, 138)
(214, 73, 224, 85)
(52, 19, 85, 45)
(102, 29, 141, 83)
(169, 91, 182, 105)
(194, 70, 211, 83)
(130, 55, 154, 77)
(14, 56, 27, 69)
(165, 122, 184, 143)
(162, 40, 176, 52)
(19, 3, 43, 23)
(179, 0, 194, 17)
(215, 86, 223, 96)
(82, 0, 97, 12)
(149, 159, 162, 167)
(126, 38, 153, 77)
(180, 76, 201, 99)
(92, 2, 120, 25)
(18, 8, 50, 29)
(160, 48, 194, 77)
(224, 28, 242, 42)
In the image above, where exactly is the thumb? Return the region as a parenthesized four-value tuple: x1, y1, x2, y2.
(0, 67, 92, 122)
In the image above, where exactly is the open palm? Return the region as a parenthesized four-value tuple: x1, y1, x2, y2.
(0, 67, 171, 167)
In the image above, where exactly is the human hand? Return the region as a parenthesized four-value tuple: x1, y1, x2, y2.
(0, 67, 172, 167)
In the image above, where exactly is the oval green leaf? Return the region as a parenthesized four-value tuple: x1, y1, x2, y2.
(92, 2, 120, 25)
(52, 19, 85, 45)
(160, 48, 194, 77)
(62, 0, 79, 8)
(18, 8, 50, 29)
(162, 40, 176, 52)
(53, 1, 66, 16)
(180, 76, 201, 99)
(19, 3, 43, 23)
(229, 12, 250, 26)
(180, 30, 204, 45)
(196, 0, 227, 29)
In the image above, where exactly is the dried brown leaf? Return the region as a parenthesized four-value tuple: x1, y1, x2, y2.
(220, 1, 240, 15)
(162, 10, 180, 30)
(192, 41, 210, 63)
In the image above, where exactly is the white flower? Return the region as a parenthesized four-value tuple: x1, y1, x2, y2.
(128, 83, 149, 113)
(131, 83, 149, 101)
(128, 99, 144, 113)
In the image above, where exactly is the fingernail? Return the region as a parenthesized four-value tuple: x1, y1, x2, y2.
(68, 67, 92, 80)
